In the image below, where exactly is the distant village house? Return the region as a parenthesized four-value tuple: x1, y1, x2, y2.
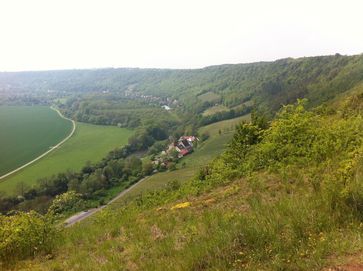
(169, 136, 198, 158)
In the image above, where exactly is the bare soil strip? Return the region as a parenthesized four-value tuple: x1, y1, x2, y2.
(0, 107, 76, 181)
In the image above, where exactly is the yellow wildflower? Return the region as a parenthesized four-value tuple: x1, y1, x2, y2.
(171, 202, 191, 210)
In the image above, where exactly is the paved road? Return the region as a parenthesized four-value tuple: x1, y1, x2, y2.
(0, 107, 76, 180)
(64, 176, 149, 227)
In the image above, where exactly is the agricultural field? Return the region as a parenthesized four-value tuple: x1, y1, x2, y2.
(0, 122, 133, 195)
(123, 114, 251, 199)
(202, 104, 229, 116)
(197, 91, 221, 103)
(0, 106, 73, 177)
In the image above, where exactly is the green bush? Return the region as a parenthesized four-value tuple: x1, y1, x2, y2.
(0, 211, 58, 265)
(48, 191, 84, 216)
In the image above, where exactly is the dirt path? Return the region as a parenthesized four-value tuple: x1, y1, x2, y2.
(0, 107, 76, 181)
(64, 176, 149, 227)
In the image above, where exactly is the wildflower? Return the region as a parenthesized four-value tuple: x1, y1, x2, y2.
(171, 202, 191, 210)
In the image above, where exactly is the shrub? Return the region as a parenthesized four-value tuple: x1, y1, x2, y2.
(0, 211, 58, 265)
(48, 191, 84, 216)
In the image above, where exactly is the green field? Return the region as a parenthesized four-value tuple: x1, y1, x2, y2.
(202, 104, 229, 116)
(197, 91, 221, 103)
(0, 122, 133, 194)
(0, 106, 73, 177)
(123, 114, 251, 199)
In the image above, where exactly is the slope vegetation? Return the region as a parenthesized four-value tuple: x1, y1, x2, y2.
(12, 94, 363, 270)
(125, 114, 251, 198)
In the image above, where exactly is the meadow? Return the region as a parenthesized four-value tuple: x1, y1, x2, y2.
(0, 106, 73, 177)
(202, 104, 229, 116)
(0, 122, 133, 195)
(123, 114, 251, 199)
(197, 91, 221, 103)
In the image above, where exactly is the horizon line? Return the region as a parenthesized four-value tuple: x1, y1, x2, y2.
(0, 52, 360, 73)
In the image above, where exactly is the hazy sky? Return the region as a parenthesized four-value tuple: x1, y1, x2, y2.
(0, 0, 362, 71)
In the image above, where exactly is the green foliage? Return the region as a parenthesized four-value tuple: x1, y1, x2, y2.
(226, 122, 262, 164)
(0, 211, 58, 265)
(3, 52, 363, 269)
(222, 99, 363, 176)
(3, 54, 363, 120)
(48, 191, 84, 215)
(142, 161, 154, 176)
(63, 95, 181, 129)
(9, 98, 363, 270)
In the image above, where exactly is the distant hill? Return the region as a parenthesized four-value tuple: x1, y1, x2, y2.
(1, 54, 363, 115)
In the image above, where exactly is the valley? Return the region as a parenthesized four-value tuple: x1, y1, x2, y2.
(2, 54, 363, 270)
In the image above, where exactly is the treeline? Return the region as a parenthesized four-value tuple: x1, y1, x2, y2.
(60, 94, 181, 128)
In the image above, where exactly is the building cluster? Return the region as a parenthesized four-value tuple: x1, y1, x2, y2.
(168, 136, 198, 158)
(152, 136, 199, 169)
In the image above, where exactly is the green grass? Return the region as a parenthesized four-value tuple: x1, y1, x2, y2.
(202, 104, 229, 116)
(197, 91, 221, 103)
(0, 123, 133, 195)
(124, 114, 251, 198)
(0, 106, 73, 176)
(20, 165, 360, 271)
(13, 98, 363, 270)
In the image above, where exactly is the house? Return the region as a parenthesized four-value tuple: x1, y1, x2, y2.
(161, 105, 171, 110)
(178, 139, 192, 151)
(179, 149, 190, 157)
(158, 135, 199, 161)
(180, 136, 198, 146)
(174, 136, 199, 157)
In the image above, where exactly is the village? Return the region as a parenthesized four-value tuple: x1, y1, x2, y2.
(152, 135, 199, 171)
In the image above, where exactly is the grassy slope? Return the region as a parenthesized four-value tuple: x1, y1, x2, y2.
(0, 106, 73, 176)
(124, 114, 251, 199)
(20, 175, 361, 270)
(19, 179, 254, 271)
(202, 104, 229, 116)
(0, 123, 133, 195)
(18, 99, 363, 271)
(197, 91, 221, 103)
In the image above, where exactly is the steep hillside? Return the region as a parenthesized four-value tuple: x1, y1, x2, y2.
(1, 54, 363, 116)
(5, 92, 363, 270)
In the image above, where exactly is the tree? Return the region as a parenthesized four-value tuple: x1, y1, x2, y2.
(227, 122, 262, 162)
(15, 182, 29, 197)
(142, 161, 154, 176)
(125, 156, 142, 176)
(48, 191, 83, 215)
(170, 149, 180, 160)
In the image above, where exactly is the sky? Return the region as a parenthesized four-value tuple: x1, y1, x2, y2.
(0, 0, 362, 71)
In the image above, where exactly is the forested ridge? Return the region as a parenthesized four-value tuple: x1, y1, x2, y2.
(1, 54, 363, 115)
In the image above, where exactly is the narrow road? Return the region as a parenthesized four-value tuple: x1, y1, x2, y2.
(64, 176, 149, 227)
(0, 107, 76, 181)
